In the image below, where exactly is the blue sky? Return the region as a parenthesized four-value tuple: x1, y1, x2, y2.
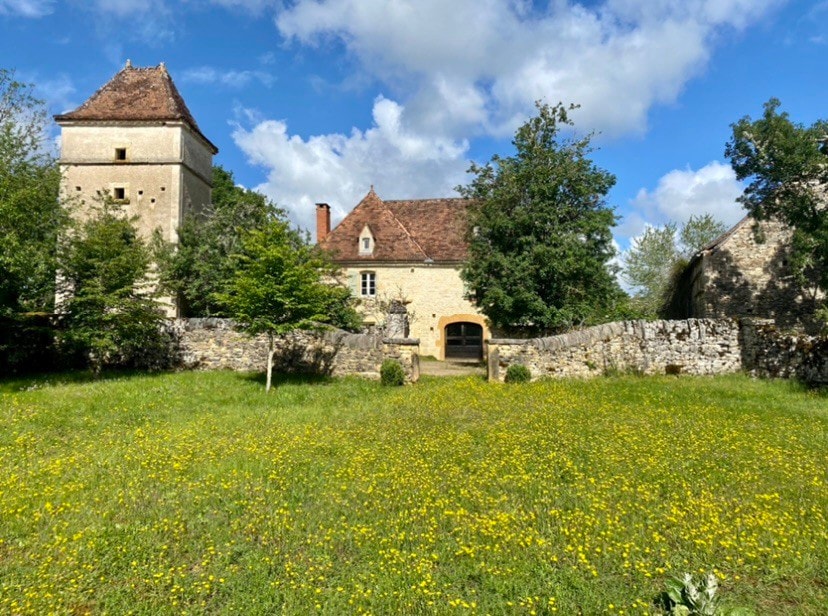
(2, 0, 826, 251)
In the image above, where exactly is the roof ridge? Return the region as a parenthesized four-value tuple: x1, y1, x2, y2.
(384, 197, 469, 203)
(381, 198, 430, 259)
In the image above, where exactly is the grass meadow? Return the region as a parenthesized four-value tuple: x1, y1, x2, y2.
(0, 371, 826, 615)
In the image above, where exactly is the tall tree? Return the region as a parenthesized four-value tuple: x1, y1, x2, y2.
(219, 220, 359, 391)
(155, 165, 276, 316)
(459, 102, 622, 334)
(0, 69, 67, 371)
(59, 197, 168, 373)
(725, 98, 827, 313)
(623, 214, 727, 317)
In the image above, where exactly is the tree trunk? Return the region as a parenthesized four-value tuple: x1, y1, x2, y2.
(265, 334, 274, 392)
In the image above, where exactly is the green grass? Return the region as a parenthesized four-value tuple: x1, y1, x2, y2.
(1, 371, 826, 615)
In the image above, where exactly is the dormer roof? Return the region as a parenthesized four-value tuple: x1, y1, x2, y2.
(321, 188, 473, 262)
(54, 61, 218, 154)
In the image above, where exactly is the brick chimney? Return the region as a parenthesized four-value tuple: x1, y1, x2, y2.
(316, 203, 331, 243)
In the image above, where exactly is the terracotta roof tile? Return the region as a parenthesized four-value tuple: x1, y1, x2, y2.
(321, 189, 473, 262)
(54, 62, 217, 153)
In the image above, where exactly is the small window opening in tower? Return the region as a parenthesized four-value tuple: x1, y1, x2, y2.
(114, 187, 126, 201)
(115, 148, 127, 161)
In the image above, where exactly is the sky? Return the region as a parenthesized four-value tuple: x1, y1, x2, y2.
(1, 0, 826, 255)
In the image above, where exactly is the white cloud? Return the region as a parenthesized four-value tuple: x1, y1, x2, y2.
(618, 161, 745, 243)
(182, 66, 274, 89)
(275, 0, 784, 138)
(232, 96, 470, 232)
(0, 0, 53, 17)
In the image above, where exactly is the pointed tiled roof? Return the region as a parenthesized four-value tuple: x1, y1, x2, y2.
(54, 61, 217, 153)
(321, 189, 473, 262)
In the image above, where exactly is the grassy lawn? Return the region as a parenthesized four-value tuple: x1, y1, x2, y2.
(0, 372, 826, 615)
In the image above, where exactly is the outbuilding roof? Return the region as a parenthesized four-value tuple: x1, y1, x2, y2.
(54, 61, 217, 153)
(321, 189, 473, 263)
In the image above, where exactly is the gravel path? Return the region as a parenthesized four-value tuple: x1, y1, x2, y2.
(419, 360, 486, 378)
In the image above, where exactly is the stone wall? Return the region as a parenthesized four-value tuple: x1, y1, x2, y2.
(171, 318, 420, 382)
(741, 320, 828, 386)
(487, 318, 827, 386)
(487, 319, 742, 382)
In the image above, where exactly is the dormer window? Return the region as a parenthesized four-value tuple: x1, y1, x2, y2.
(115, 148, 127, 161)
(359, 224, 375, 256)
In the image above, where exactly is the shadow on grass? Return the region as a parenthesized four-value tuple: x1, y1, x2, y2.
(0, 368, 179, 393)
(236, 371, 336, 388)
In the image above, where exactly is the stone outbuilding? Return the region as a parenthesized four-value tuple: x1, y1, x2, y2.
(667, 216, 823, 333)
(54, 60, 218, 247)
(317, 188, 489, 360)
(54, 61, 218, 315)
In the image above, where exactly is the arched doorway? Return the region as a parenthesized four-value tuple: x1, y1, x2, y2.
(444, 322, 483, 360)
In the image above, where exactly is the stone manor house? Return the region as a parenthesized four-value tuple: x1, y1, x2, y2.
(55, 62, 818, 359)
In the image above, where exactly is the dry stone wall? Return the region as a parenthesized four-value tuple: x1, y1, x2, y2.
(488, 318, 827, 386)
(171, 319, 420, 382)
(741, 320, 828, 386)
(488, 319, 742, 381)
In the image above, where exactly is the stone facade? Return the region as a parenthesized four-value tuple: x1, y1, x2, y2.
(670, 218, 823, 333)
(172, 318, 420, 382)
(488, 318, 826, 386)
(343, 263, 489, 359)
(58, 125, 213, 243)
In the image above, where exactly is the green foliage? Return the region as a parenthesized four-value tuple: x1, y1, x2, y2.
(623, 215, 726, 319)
(219, 219, 360, 390)
(658, 573, 754, 616)
(725, 98, 828, 319)
(504, 363, 531, 383)
(58, 197, 169, 372)
(380, 359, 406, 386)
(154, 165, 276, 316)
(0, 69, 68, 372)
(680, 214, 728, 255)
(459, 102, 623, 334)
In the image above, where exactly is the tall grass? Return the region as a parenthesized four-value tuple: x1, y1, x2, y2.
(1, 372, 826, 614)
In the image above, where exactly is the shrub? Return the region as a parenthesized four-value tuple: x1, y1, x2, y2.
(380, 359, 406, 386)
(505, 364, 531, 383)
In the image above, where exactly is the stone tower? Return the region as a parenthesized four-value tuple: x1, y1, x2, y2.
(54, 61, 218, 245)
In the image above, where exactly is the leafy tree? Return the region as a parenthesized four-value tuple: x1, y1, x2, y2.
(155, 165, 276, 316)
(0, 69, 67, 371)
(219, 220, 359, 391)
(58, 196, 168, 373)
(679, 213, 727, 255)
(725, 98, 828, 316)
(459, 102, 623, 334)
(623, 214, 726, 318)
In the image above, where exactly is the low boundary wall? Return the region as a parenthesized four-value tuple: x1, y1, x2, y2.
(487, 318, 827, 386)
(172, 319, 420, 382)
